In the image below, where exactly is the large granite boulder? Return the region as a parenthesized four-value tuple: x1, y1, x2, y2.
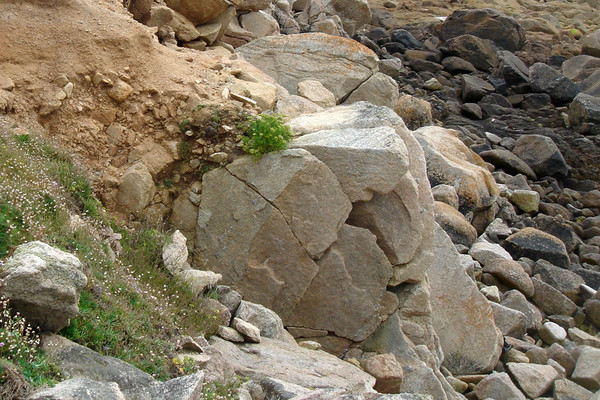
(344, 72, 400, 109)
(196, 103, 435, 344)
(290, 102, 434, 285)
(414, 126, 499, 215)
(437, 9, 526, 52)
(0, 242, 87, 332)
(194, 149, 349, 319)
(428, 225, 503, 374)
(236, 33, 378, 103)
(310, 0, 372, 36)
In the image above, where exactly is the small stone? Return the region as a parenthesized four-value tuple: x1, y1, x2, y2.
(232, 317, 261, 343)
(92, 72, 103, 85)
(446, 376, 469, 393)
(469, 240, 512, 266)
(509, 189, 540, 213)
(55, 75, 69, 87)
(0, 76, 15, 91)
(481, 285, 501, 303)
(538, 321, 567, 345)
(548, 343, 576, 376)
(424, 78, 443, 90)
(298, 340, 321, 350)
(55, 90, 67, 101)
(63, 82, 74, 98)
(383, 0, 398, 8)
(108, 80, 134, 103)
(218, 325, 245, 342)
(207, 152, 228, 163)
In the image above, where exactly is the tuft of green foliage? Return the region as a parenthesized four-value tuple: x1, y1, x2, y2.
(240, 114, 292, 158)
(178, 119, 190, 134)
(177, 141, 192, 163)
(202, 377, 245, 400)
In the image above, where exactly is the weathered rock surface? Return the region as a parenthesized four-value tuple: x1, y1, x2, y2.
(28, 379, 126, 400)
(437, 9, 526, 52)
(286, 224, 393, 342)
(571, 346, 600, 391)
(291, 126, 408, 202)
(569, 92, 600, 136)
(428, 225, 503, 374)
(0, 242, 86, 332)
(511, 134, 569, 178)
(290, 102, 434, 284)
(116, 163, 155, 217)
(434, 201, 478, 247)
(504, 227, 570, 268)
(207, 336, 376, 392)
(164, 0, 228, 25)
(473, 372, 527, 400)
(529, 62, 581, 104)
(237, 33, 378, 102)
(344, 72, 400, 109)
(482, 259, 534, 297)
(414, 126, 498, 214)
(506, 362, 558, 398)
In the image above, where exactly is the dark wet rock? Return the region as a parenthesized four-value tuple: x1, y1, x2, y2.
(461, 103, 483, 120)
(532, 259, 585, 304)
(529, 62, 581, 104)
(512, 134, 569, 178)
(521, 93, 552, 111)
(390, 29, 421, 50)
(438, 9, 526, 52)
(442, 56, 477, 74)
(462, 75, 495, 102)
(496, 50, 530, 86)
(503, 227, 570, 268)
(569, 92, 600, 136)
(444, 34, 498, 72)
(479, 149, 536, 179)
(533, 214, 581, 253)
(562, 55, 600, 82)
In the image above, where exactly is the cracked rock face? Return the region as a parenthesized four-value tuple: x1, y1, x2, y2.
(194, 103, 435, 345)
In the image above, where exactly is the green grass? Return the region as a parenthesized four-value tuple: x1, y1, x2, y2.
(0, 121, 225, 386)
(240, 114, 293, 158)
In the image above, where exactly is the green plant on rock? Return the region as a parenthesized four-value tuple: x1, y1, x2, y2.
(240, 114, 292, 158)
(178, 141, 192, 163)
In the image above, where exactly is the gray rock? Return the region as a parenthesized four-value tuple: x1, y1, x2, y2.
(506, 362, 558, 398)
(497, 50, 530, 86)
(489, 302, 527, 338)
(553, 378, 595, 400)
(0, 242, 86, 332)
(232, 317, 261, 343)
(569, 92, 600, 136)
(532, 259, 585, 303)
(344, 72, 399, 109)
(581, 29, 600, 58)
(215, 285, 242, 316)
(217, 326, 244, 342)
(581, 69, 600, 97)
(237, 33, 378, 102)
(568, 327, 600, 348)
(291, 126, 409, 202)
(501, 290, 543, 331)
(428, 225, 503, 374)
(473, 372, 526, 400)
(432, 184, 460, 210)
(571, 346, 600, 391)
(469, 240, 512, 266)
(538, 321, 567, 345)
(504, 227, 570, 268)
(414, 125, 498, 215)
(235, 301, 294, 344)
(529, 62, 581, 104)
(482, 259, 534, 297)
(531, 277, 578, 316)
(207, 336, 376, 391)
(562, 55, 600, 82)
(461, 75, 495, 102)
(162, 230, 190, 275)
(445, 34, 498, 72)
(511, 134, 569, 178)
(286, 224, 393, 342)
(437, 8, 526, 52)
(478, 149, 536, 180)
(548, 343, 576, 376)
(239, 10, 279, 38)
(297, 79, 336, 109)
(27, 379, 125, 400)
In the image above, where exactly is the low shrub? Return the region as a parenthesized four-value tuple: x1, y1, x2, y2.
(240, 114, 292, 158)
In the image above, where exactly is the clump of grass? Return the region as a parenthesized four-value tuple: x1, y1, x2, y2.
(0, 296, 60, 396)
(0, 119, 223, 383)
(240, 114, 292, 158)
(202, 377, 245, 400)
